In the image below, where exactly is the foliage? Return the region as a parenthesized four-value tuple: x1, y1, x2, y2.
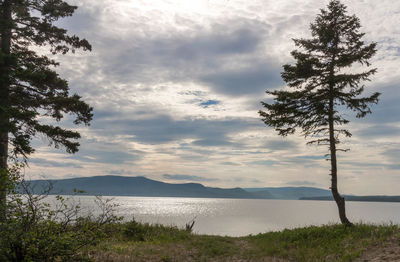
(259, 0, 378, 141)
(0, 0, 93, 159)
(0, 0, 93, 219)
(259, 0, 379, 225)
(0, 167, 121, 262)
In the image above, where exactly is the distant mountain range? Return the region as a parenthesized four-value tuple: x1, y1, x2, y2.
(21, 175, 400, 202)
(23, 176, 259, 199)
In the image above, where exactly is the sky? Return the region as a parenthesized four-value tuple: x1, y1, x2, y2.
(27, 0, 400, 195)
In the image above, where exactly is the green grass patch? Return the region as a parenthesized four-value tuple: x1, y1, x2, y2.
(189, 235, 238, 257)
(90, 222, 400, 262)
(248, 223, 399, 261)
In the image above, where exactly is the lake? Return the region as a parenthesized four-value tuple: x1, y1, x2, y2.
(65, 196, 400, 236)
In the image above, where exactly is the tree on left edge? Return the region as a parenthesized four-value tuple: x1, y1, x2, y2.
(0, 0, 93, 221)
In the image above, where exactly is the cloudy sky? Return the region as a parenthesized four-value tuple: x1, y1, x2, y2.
(28, 0, 400, 195)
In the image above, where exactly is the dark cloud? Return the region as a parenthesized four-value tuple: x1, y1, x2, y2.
(65, 140, 143, 165)
(351, 83, 400, 124)
(93, 109, 119, 120)
(387, 164, 400, 170)
(382, 148, 400, 159)
(192, 138, 234, 147)
(72, 17, 280, 98)
(248, 160, 279, 166)
(355, 124, 400, 138)
(162, 174, 220, 182)
(166, 26, 264, 59)
(220, 161, 241, 166)
(92, 114, 261, 145)
(262, 138, 298, 151)
(95, 22, 269, 85)
(68, 149, 140, 164)
(296, 155, 326, 160)
(30, 158, 83, 169)
(341, 160, 400, 171)
(381, 148, 400, 166)
(200, 62, 283, 96)
(56, 6, 100, 36)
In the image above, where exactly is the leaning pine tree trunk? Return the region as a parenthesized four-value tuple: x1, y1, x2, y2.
(0, 0, 12, 222)
(328, 94, 352, 226)
(329, 138, 352, 226)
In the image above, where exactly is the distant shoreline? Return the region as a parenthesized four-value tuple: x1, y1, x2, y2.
(300, 195, 400, 203)
(21, 175, 400, 202)
(39, 193, 400, 203)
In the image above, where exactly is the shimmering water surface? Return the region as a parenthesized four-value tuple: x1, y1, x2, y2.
(61, 196, 400, 236)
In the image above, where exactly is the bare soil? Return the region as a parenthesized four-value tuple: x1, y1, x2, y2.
(356, 238, 400, 262)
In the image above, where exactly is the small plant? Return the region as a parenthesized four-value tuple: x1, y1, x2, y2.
(123, 219, 147, 241)
(185, 217, 196, 232)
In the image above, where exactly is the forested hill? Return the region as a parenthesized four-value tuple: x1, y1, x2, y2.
(21, 176, 400, 202)
(23, 175, 330, 199)
(23, 176, 260, 199)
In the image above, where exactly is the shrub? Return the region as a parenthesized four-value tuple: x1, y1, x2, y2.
(0, 167, 121, 262)
(122, 219, 191, 243)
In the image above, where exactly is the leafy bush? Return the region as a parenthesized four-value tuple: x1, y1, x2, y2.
(0, 167, 121, 262)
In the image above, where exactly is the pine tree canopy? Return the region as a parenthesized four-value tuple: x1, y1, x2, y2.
(259, 0, 380, 147)
(259, 0, 380, 225)
(0, 0, 93, 160)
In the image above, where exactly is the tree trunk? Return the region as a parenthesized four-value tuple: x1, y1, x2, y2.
(326, 28, 352, 226)
(328, 90, 352, 226)
(0, 0, 12, 222)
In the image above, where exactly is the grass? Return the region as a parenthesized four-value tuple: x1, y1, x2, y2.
(87, 221, 400, 262)
(248, 223, 399, 261)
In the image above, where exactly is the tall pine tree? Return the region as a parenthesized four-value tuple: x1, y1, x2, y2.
(0, 0, 93, 220)
(259, 0, 379, 225)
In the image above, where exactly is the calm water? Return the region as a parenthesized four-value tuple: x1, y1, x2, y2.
(61, 196, 400, 236)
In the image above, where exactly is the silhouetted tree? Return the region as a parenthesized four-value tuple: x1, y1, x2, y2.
(259, 0, 379, 225)
(0, 0, 92, 221)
